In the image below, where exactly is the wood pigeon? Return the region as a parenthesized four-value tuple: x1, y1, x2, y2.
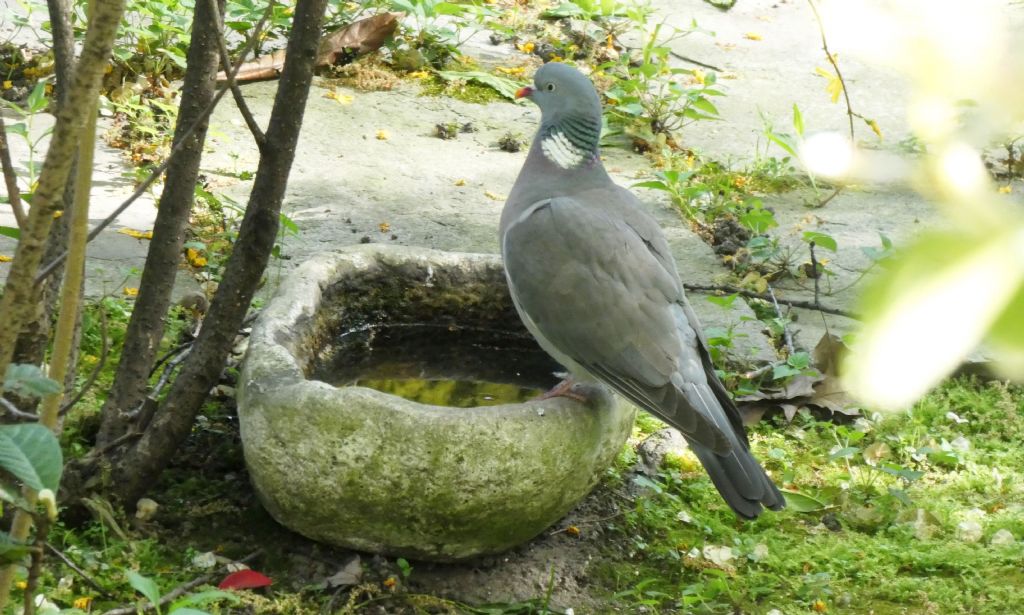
(500, 62, 785, 519)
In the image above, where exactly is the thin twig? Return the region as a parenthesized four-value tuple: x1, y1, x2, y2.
(668, 51, 723, 72)
(100, 550, 262, 615)
(0, 115, 26, 229)
(767, 284, 795, 355)
(33, 5, 276, 285)
(45, 543, 108, 595)
(149, 341, 193, 378)
(209, 0, 267, 146)
(59, 302, 110, 416)
(807, 0, 854, 140)
(808, 241, 822, 311)
(23, 515, 49, 615)
(151, 347, 191, 399)
(683, 283, 859, 319)
(0, 396, 39, 421)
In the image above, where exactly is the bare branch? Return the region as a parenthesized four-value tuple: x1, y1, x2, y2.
(683, 282, 860, 320)
(0, 396, 39, 421)
(45, 543, 108, 595)
(33, 5, 277, 285)
(210, 0, 268, 146)
(0, 116, 26, 229)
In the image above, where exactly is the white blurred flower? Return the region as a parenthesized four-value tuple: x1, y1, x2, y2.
(990, 529, 1016, 546)
(945, 411, 968, 424)
(702, 545, 734, 566)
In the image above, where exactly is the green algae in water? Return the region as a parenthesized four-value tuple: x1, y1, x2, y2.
(308, 324, 563, 407)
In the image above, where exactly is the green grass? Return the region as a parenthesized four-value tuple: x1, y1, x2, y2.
(598, 377, 1024, 614)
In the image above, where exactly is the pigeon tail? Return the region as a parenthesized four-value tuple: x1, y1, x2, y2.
(687, 435, 786, 519)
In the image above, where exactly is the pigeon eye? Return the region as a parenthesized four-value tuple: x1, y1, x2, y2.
(545, 83, 556, 92)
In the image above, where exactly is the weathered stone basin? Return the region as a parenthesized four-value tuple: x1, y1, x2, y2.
(237, 245, 636, 561)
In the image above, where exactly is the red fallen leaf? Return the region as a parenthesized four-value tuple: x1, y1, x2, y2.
(218, 569, 273, 590)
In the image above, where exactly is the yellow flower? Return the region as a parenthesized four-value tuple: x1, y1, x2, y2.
(550, 55, 564, 62)
(52, 210, 63, 219)
(407, 70, 430, 79)
(998, 185, 1012, 194)
(186, 248, 207, 268)
(517, 42, 535, 54)
(14, 581, 26, 590)
(123, 287, 139, 297)
(73, 597, 92, 610)
(383, 576, 397, 589)
(495, 66, 526, 76)
(454, 178, 466, 186)
(565, 525, 580, 537)
(691, 68, 705, 85)
(375, 130, 390, 141)
(744, 32, 763, 41)
(118, 228, 153, 239)
(325, 90, 353, 105)
(2, 80, 11, 90)
(0, 255, 11, 262)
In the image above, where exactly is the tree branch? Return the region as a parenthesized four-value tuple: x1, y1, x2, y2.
(683, 283, 859, 319)
(109, 0, 330, 506)
(33, 5, 275, 286)
(0, 116, 26, 229)
(210, 0, 268, 146)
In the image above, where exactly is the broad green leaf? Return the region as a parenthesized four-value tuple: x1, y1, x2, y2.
(802, 231, 837, 252)
(739, 203, 777, 234)
(705, 293, 738, 308)
(4, 122, 28, 138)
(844, 229, 1024, 409)
(878, 463, 924, 482)
(128, 570, 163, 608)
(0, 226, 19, 240)
(435, 70, 523, 101)
(781, 489, 829, 512)
(792, 103, 804, 137)
(690, 97, 719, 117)
(828, 446, 859, 461)
(0, 424, 63, 492)
(4, 363, 61, 397)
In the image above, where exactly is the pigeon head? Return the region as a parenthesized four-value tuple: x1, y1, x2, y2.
(517, 63, 602, 170)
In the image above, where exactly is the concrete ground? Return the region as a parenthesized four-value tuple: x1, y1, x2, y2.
(2, 1, 1019, 350)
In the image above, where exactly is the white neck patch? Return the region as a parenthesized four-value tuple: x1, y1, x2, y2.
(541, 131, 587, 169)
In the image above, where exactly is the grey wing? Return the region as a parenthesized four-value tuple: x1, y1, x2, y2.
(502, 194, 731, 454)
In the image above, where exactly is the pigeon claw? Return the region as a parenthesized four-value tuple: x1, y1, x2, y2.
(537, 377, 590, 404)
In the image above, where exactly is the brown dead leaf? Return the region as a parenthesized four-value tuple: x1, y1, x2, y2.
(317, 12, 401, 66)
(217, 49, 288, 84)
(808, 333, 860, 415)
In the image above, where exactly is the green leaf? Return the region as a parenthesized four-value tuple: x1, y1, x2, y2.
(705, 293, 738, 308)
(787, 351, 811, 369)
(878, 463, 924, 482)
(434, 70, 523, 101)
(631, 180, 668, 191)
(0, 424, 63, 492)
(171, 589, 240, 610)
(828, 446, 860, 460)
(4, 122, 28, 138)
(739, 203, 777, 234)
(0, 532, 32, 564)
(0, 226, 19, 240)
(128, 570, 163, 608)
(26, 80, 48, 114)
(802, 231, 837, 252)
(765, 131, 798, 158)
(169, 609, 213, 615)
(0, 481, 30, 510)
(4, 363, 61, 397)
(780, 489, 829, 512)
(792, 103, 804, 137)
(690, 97, 719, 117)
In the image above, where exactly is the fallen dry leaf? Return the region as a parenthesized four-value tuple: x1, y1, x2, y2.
(317, 12, 401, 66)
(217, 49, 288, 84)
